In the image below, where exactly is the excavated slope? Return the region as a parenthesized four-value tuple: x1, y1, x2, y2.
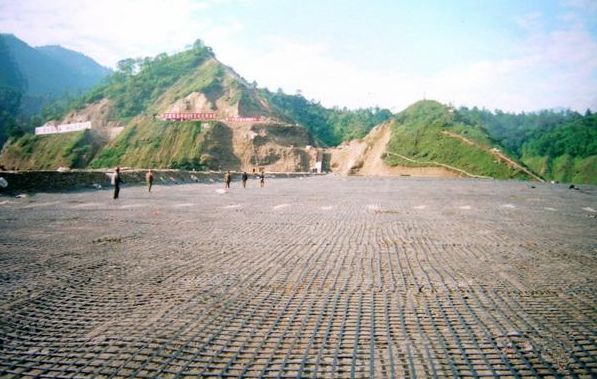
(329, 123, 459, 177)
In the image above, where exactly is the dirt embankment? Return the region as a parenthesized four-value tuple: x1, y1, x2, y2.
(329, 123, 459, 177)
(156, 90, 319, 172)
(57, 99, 124, 140)
(13, 91, 319, 173)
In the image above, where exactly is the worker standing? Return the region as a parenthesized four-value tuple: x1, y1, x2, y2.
(146, 169, 154, 192)
(112, 167, 123, 199)
(224, 171, 232, 189)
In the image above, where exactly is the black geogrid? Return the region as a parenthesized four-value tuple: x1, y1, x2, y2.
(0, 179, 595, 378)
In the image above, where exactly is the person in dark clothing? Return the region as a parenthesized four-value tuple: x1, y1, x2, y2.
(224, 171, 232, 189)
(241, 171, 248, 189)
(259, 171, 265, 188)
(113, 167, 123, 199)
(146, 169, 154, 192)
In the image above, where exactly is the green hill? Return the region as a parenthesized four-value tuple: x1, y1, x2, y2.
(1, 41, 316, 171)
(384, 100, 536, 180)
(261, 89, 393, 146)
(81, 44, 279, 169)
(520, 114, 597, 184)
(457, 107, 597, 184)
(0, 129, 105, 170)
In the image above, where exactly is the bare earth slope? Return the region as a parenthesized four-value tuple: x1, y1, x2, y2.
(330, 123, 459, 177)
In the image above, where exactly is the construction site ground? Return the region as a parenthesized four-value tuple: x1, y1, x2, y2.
(0, 176, 595, 378)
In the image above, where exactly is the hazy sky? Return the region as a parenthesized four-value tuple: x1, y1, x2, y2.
(1, 0, 596, 112)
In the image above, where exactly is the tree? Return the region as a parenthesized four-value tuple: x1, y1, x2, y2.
(0, 86, 23, 144)
(117, 58, 136, 76)
(193, 39, 205, 49)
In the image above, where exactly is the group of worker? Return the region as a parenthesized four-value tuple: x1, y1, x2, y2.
(224, 170, 265, 189)
(111, 167, 265, 199)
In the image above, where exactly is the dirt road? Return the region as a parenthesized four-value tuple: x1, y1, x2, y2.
(0, 177, 595, 377)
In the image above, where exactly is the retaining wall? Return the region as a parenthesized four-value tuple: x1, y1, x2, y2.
(0, 170, 317, 195)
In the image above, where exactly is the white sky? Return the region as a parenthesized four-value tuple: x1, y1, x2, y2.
(1, 0, 596, 112)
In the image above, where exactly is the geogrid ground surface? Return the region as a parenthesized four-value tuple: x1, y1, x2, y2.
(0, 176, 595, 378)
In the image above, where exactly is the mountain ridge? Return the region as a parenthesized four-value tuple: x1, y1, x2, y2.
(0, 39, 594, 183)
(0, 34, 111, 147)
(1, 42, 321, 172)
(0, 34, 110, 101)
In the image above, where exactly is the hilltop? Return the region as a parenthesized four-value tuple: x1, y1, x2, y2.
(330, 101, 542, 181)
(1, 41, 320, 171)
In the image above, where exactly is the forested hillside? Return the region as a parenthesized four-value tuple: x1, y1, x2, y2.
(383, 101, 534, 180)
(456, 108, 596, 184)
(6, 43, 395, 166)
(36, 46, 110, 90)
(262, 89, 392, 146)
(70, 41, 215, 120)
(0, 34, 110, 147)
(0, 34, 110, 113)
(0, 35, 24, 147)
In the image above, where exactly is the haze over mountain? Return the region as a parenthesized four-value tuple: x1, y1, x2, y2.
(0, 34, 110, 98)
(0, 34, 110, 135)
(0, 34, 111, 146)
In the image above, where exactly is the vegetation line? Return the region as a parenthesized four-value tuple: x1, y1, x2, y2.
(385, 151, 493, 179)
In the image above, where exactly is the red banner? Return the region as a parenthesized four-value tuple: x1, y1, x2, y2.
(159, 113, 217, 121)
(225, 116, 262, 123)
(158, 113, 262, 122)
